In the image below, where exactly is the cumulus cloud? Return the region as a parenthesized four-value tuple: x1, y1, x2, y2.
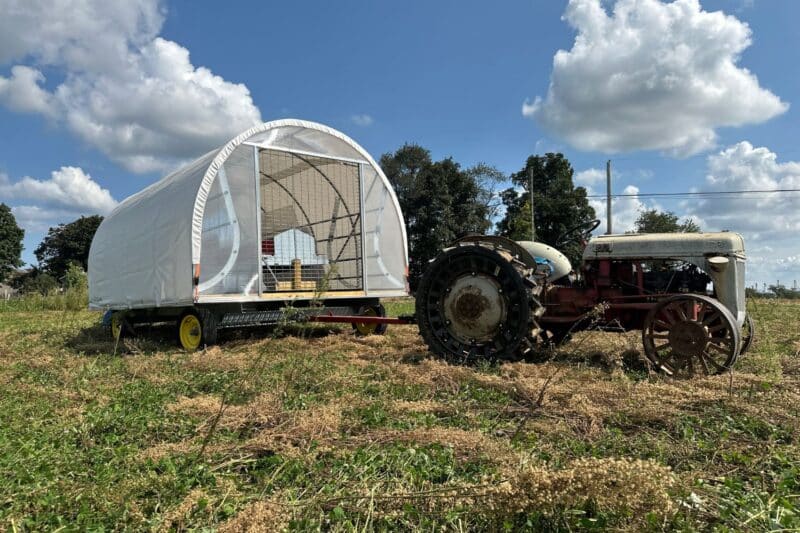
(0, 166, 117, 215)
(0, 0, 262, 173)
(525, 0, 788, 156)
(586, 183, 653, 235)
(350, 114, 374, 127)
(574, 168, 606, 186)
(10, 205, 88, 233)
(0, 65, 55, 116)
(603, 141, 800, 285)
(694, 141, 800, 237)
(684, 141, 800, 284)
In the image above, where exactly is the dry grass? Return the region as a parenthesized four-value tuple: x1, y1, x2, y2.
(0, 298, 798, 530)
(218, 497, 290, 533)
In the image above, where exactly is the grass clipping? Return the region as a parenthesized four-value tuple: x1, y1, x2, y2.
(361, 457, 675, 522)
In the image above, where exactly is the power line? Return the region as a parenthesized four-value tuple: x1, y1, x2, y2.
(585, 188, 800, 199)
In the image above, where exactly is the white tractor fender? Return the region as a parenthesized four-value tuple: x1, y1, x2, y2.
(516, 241, 572, 283)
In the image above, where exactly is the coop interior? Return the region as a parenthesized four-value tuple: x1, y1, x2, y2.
(258, 149, 364, 293)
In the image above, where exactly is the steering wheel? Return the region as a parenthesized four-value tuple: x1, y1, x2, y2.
(556, 219, 601, 247)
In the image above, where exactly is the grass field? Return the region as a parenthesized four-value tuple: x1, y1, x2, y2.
(0, 296, 798, 531)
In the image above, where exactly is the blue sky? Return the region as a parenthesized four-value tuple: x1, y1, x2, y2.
(1, 0, 799, 287)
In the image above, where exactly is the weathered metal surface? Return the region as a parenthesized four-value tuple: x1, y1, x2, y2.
(442, 274, 507, 343)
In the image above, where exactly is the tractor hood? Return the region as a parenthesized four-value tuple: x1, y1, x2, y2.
(583, 232, 745, 261)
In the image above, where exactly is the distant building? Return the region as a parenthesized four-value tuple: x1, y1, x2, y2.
(0, 283, 17, 300)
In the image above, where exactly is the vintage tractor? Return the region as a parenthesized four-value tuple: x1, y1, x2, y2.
(415, 221, 753, 377)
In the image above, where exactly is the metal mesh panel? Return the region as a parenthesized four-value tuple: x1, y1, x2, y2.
(259, 149, 363, 292)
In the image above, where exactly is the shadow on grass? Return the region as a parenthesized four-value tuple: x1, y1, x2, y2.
(66, 320, 347, 357)
(66, 322, 176, 355)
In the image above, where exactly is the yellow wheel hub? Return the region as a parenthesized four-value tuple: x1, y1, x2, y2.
(179, 314, 202, 351)
(354, 307, 378, 336)
(111, 313, 123, 341)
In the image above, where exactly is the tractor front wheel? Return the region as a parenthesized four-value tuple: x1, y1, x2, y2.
(739, 313, 755, 355)
(642, 294, 740, 377)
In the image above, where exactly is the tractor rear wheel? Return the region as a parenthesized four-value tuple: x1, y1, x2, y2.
(642, 294, 740, 377)
(415, 242, 544, 363)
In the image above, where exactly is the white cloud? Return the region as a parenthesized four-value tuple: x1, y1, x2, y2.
(0, 0, 262, 173)
(682, 141, 800, 285)
(10, 205, 86, 233)
(525, 0, 788, 156)
(587, 183, 653, 234)
(0, 65, 55, 116)
(574, 167, 606, 186)
(350, 114, 374, 127)
(0, 166, 117, 215)
(694, 141, 800, 238)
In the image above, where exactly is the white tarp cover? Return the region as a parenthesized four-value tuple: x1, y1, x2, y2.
(89, 119, 408, 309)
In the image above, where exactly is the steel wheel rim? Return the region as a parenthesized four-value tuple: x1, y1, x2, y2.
(644, 296, 738, 377)
(179, 315, 202, 351)
(417, 245, 534, 362)
(442, 273, 507, 343)
(354, 307, 378, 335)
(740, 314, 755, 355)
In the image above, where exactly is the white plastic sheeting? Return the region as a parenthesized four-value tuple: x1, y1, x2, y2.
(89, 150, 216, 309)
(89, 119, 408, 309)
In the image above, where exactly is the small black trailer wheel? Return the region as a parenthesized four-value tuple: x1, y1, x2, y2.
(352, 303, 388, 336)
(198, 309, 219, 346)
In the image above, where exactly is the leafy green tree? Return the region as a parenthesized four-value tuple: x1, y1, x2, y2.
(633, 209, 700, 233)
(380, 144, 497, 290)
(35, 215, 103, 281)
(13, 268, 58, 295)
(496, 153, 596, 267)
(0, 203, 24, 283)
(64, 262, 88, 290)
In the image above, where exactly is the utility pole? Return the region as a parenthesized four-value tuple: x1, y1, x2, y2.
(606, 160, 612, 235)
(529, 167, 536, 241)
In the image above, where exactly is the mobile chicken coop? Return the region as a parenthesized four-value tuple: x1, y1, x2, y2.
(89, 119, 409, 350)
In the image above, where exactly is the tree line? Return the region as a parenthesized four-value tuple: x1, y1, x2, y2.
(1, 146, 702, 295)
(0, 207, 102, 294)
(746, 285, 800, 300)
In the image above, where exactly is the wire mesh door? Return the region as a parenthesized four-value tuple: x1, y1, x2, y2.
(259, 149, 364, 292)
